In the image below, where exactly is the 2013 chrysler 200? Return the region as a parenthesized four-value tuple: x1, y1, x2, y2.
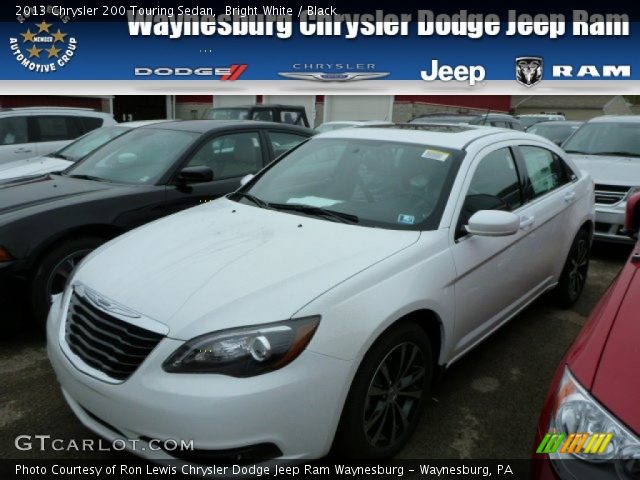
(47, 124, 595, 462)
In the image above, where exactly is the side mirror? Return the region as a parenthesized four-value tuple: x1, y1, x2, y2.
(240, 174, 255, 186)
(623, 191, 640, 237)
(466, 210, 520, 237)
(176, 166, 213, 184)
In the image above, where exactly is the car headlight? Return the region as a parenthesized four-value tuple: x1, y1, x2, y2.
(625, 186, 640, 200)
(0, 246, 13, 263)
(546, 367, 640, 479)
(162, 316, 320, 377)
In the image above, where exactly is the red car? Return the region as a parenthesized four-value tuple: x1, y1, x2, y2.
(532, 192, 640, 479)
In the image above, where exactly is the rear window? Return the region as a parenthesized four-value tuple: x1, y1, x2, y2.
(79, 116, 105, 133)
(35, 116, 81, 142)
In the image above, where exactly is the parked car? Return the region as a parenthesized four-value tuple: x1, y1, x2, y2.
(562, 115, 640, 243)
(0, 120, 171, 183)
(532, 192, 640, 479)
(526, 121, 583, 146)
(0, 107, 116, 165)
(315, 120, 393, 133)
(202, 104, 310, 127)
(411, 113, 524, 130)
(47, 124, 593, 463)
(0, 120, 312, 324)
(517, 113, 566, 129)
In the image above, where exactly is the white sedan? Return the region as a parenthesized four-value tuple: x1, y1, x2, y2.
(0, 120, 171, 182)
(47, 124, 594, 462)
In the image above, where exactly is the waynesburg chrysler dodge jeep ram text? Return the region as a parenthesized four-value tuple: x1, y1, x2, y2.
(47, 125, 594, 462)
(0, 120, 312, 324)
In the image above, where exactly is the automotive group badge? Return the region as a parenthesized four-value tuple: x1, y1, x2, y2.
(515, 56, 543, 87)
(9, 13, 78, 74)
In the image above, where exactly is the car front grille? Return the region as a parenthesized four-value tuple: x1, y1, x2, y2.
(65, 292, 164, 381)
(594, 184, 630, 205)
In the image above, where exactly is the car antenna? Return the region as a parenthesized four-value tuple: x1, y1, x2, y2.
(482, 109, 490, 125)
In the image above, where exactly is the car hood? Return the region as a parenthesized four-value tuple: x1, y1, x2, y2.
(74, 198, 420, 339)
(0, 174, 114, 217)
(591, 263, 640, 436)
(0, 156, 72, 182)
(568, 154, 640, 186)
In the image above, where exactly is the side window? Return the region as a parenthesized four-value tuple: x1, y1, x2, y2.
(79, 116, 104, 134)
(491, 121, 509, 129)
(520, 146, 568, 200)
(187, 131, 263, 179)
(251, 110, 274, 122)
(280, 110, 303, 125)
(0, 116, 29, 145)
(267, 131, 308, 158)
(35, 116, 81, 142)
(459, 148, 522, 233)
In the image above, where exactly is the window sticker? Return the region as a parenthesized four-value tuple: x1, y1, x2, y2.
(397, 214, 415, 225)
(421, 149, 450, 162)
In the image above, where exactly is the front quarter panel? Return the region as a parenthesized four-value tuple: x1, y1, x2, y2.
(296, 230, 455, 365)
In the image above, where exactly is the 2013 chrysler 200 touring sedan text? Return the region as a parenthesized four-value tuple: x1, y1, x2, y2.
(47, 124, 595, 462)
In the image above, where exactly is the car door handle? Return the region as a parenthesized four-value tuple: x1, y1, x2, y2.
(13, 147, 32, 153)
(520, 215, 535, 230)
(564, 191, 577, 203)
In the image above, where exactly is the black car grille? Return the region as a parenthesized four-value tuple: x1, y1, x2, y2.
(65, 292, 164, 381)
(594, 184, 630, 205)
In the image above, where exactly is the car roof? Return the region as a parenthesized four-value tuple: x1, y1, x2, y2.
(586, 115, 640, 124)
(0, 107, 112, 117)
(530, 120, 583, 126)
(209, 104, 305, 109)
(142, 119, 313, 134)
(118, 119, 175, 128)
(315, 123, 523, 149)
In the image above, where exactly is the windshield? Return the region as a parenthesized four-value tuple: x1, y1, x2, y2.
(316, 123, 356, 133)
(236, 138, 462, 229)
(527, 124, 579, 144)
(518, 117, 547, 128)
(54, 126, 130, 162)
(563, 122, 640, 157)
(204, 108, 250, 120)
(66, 128, 198, 184)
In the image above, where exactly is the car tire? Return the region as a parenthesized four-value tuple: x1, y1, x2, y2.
(334, 322, 433, 459)
(552, 228, 591, 308)
(30, 236, 105, 327)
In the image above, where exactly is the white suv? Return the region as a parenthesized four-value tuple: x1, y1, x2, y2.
(0, 107, 115, 165)
(47, 124, 594, 462)
(563, 115, 640, 243)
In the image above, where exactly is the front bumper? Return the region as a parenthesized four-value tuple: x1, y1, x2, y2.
(594, 203, 634, 243)
(46, 295, 354, 462)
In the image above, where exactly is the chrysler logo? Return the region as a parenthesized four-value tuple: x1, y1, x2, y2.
(278, 71, 390, 82)
(82, 287, 141, 319)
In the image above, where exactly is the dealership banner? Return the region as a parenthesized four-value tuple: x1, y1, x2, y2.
(1, 2, 639, 92)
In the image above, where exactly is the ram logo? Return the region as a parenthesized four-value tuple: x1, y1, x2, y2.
(552, 65, 631, 78)
(516, 57, 543, 87)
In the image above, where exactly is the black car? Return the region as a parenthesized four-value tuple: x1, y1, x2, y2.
(0, 120, 313, 324)
(410, 113, 524, 130)
(202, 104, 310, 127)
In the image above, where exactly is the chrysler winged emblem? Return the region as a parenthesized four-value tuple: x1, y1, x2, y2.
(278, 71, 390, 82)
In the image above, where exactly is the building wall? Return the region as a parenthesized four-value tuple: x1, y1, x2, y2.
(0, 95, 108, 111)
(175, 95, 212, 120)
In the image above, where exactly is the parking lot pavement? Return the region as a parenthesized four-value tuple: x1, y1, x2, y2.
(0, 243, 632, 461)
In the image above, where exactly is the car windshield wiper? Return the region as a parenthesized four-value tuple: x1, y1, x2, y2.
(590, 151, 640, 158)
(66, 173, 108, 182)
(563, 149, 589, 154)
(47, 152, 69, 160)
(232, 192, 270, 209)
(268, 202, 359, 224)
